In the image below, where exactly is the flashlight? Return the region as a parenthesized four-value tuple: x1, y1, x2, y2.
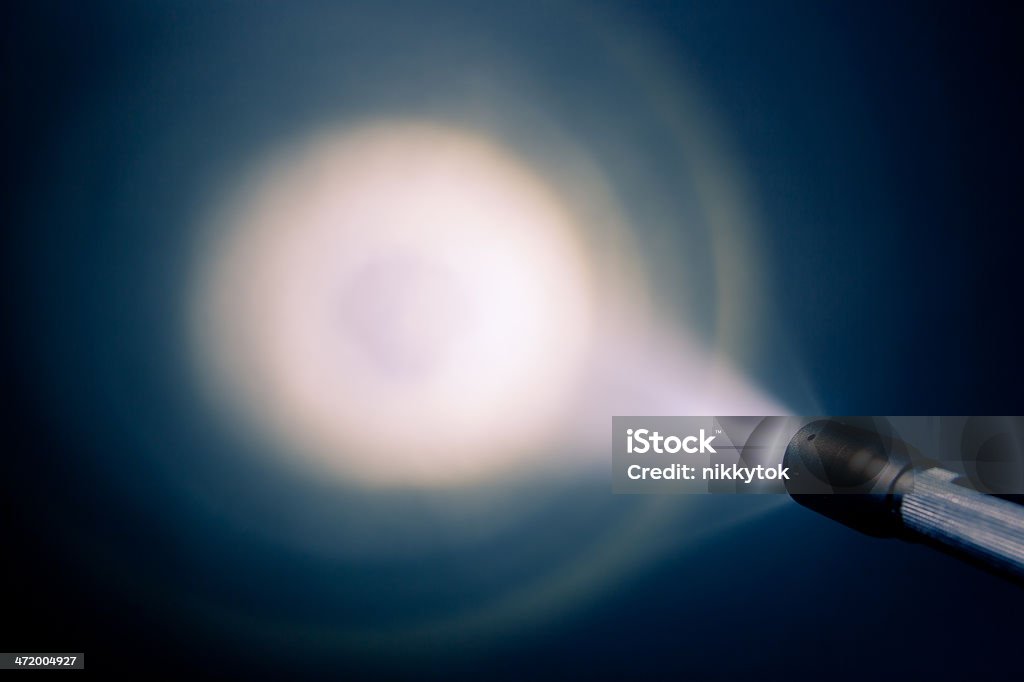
(783, 419, 1024, 582)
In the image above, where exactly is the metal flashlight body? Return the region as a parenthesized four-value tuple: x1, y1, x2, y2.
(784, 420, 1024, 582)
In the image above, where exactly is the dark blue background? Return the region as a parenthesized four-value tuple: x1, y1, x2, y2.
(3, 1, 1022, 678)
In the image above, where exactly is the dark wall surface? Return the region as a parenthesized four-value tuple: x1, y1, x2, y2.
(3, 2, 1022, 678)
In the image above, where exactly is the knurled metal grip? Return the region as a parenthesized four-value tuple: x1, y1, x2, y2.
(900, 467, 1024, 577)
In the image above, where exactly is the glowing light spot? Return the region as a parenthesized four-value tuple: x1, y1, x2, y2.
(191, 122, 597, 487)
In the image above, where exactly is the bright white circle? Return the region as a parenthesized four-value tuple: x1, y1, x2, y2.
(190, 122, 597, 487)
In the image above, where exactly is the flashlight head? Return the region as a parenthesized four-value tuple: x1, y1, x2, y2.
(783, 419, 914, 535)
